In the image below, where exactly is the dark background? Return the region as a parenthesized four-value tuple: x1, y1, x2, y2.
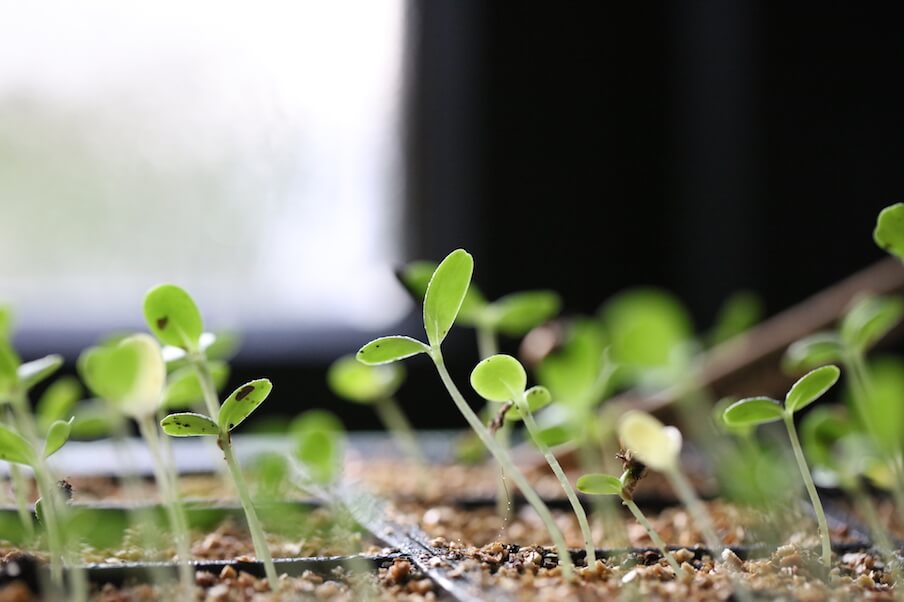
(67, 2, 904, 431)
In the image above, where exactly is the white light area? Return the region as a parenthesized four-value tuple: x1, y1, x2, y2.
(0, 0, 412, 334)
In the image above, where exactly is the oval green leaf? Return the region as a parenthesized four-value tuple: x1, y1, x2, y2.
(783, 333, 844, 373)
(785, 365, 841, 414)
(489, 291, 561, 336)
(0, 339, 21, 400)
(708, 291, 763, 346)
(291, 409, 345, 484)
(328, 355, 404, 403)
(160, 412, 219, 437)
(79, 334, 166, 418)
(397, 260, 486, 325)
(356, 336, 429, 366)
(18, 355, 63, 391)
(37, 376, 82, 434)
(722, 397, 784, 427)
(143, 284, 204, 351)
(840, 296, 904, 352)
(423, 249, 474, 347)
(163, 361, 230, 409)
(617, 411, 682, 471)
(575, 473, 623, 496)
(470, 354, 527, 402)
(0, 423, 34, 466)
(875, 203, 904, 259)
(536, 318, 608, 406)
(531, 423, 573, 448)
(505, 385, 552, 422)
(218, 378, 272, 431)
(43, 417, 73, 458)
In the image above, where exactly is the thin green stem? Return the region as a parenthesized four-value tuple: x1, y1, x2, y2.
(9, 461, 33, 539)
(137, 414, 194, 596)
(664, 467, 724, 559)
(517, 395, 596, 566)
(622, 497, 681, 574)
(222, 439, 278, 586)
(782, 414, 831, 568)
(191, 355, 279, 587)
(373, 397, 427, 467)
(431, 350, 574, 578)
(476, 324, 499, 360)
(494, 422, 512, 520)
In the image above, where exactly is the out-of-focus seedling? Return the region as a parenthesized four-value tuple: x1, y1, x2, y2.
(0, 337, 75, 589)
(706, 291, 764, 347)
(784, 295, 904, 513)
(723, 365, 840, 568)
(875, 202, 904, 259)
(618, 411, 727, 561)
(79, 333, 194, 593)
(576, 455, 681, 574)
(471, 354, 596, 566)
(327, 355, 424, 467)
(291, 409, 346, 487)
(359, 249, 575, 578)
(147, 284, 279, 587)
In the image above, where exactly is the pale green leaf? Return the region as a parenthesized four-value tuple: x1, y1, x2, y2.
(0, 339, 21, 400)
(291, 410, 345, 484)
(785, 365, 840, 414)
(18, 355, 63, 391)
(505, 385, 552, 421)
(536, 318, 608, 406)
(79, 334, 166, 418)
(576, 473, 622, 496)
(70, 400, 116, 439)
(218, 378, 272, 431)
(783, 333, 844, 373)
(328, 355, 404, 403)
(617, 411, 682, 471)
(800, 406, 853, 471)
(840, 296, 904, 352)
(43, 417, 73, 458)
(423, 249, 474, 347)
(397, 260, 487, 325)
(143, 284, 204, 351)
(722, 397, 784, 427)
(356, 336, 429, 366)
(708, 291, 763, 346)
(532, 424, 572, 448)
(852, 355, 904, 457)
(37, 376, 82, 434)
(489, 291, 561, 336)
(160, 412, 219, 437)
(0, 423, 34, 466)
(875, 203, 904, 259)
(470, 354, 527, 402)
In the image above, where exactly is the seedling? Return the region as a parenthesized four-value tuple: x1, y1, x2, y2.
(79, 333, 194, 594)
(471, 353, 597, 566)
(359, 249, 575, 578)
(0, 336, 77, 591)
(875, 202, 904, 259)
(723, 365, 841, 567)
(783, 295, 904, 517)
(617, 411, 727, 562)
(576, 455, 681, 574)
(290, 409, 346, 487)
(146, 284, 279, 587)
(327, 355, 424, 467)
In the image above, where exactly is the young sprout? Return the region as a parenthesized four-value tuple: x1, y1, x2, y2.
(0, 337, 74, 589)
(576, 457, 681, 574)
(470, 354, 597, 566)
(618, 411, 726, 561)
(359, 249, 575, 578)
(291, 409, 346, 488)
(875, 202, 904, 259)
(79, 333, 194, 594)
(327, 355, 425, 467)
(723, 365, 841, 568)
(146, 284, 279, 587)
(784, 296, 904, 518)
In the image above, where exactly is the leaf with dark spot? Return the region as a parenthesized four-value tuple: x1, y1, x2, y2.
(160, 412, 218, 437)
(218, 378, 272, 432)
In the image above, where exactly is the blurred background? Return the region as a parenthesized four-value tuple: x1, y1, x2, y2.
(0, 1, 900, 430)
